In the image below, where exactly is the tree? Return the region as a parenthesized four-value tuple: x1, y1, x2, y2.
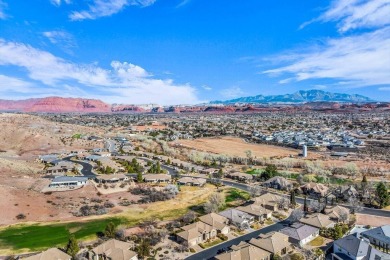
(213, 169, 223, 179)
(136, 239, 151, 258)
(376, 182, 390, 208)
(137, 172, 143, 183)
(65, 234, 79, 258)
(290, 191, 296, 206)
(261, 164, 278, 180)
(303, 196, 308, 213)
(248, 185, 263, 198)
(348, 197, 363, 214)
(290, 208, 304, 222)
(104, 222, 116, 238)
(204, 193, 225, 213)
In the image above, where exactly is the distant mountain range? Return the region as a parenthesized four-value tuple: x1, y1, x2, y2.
(211, 90, 375, 104)
(0, 90, 382, 113)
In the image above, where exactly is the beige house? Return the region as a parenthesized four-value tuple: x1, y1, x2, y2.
(177, 177, 206, 186)
(142, 174, 171, 183)
(301, 182, 329, 197)
(252, 193, 282, 211)
(176, 221, 217, 247)
(95, 174, 129, 183)
(23, 248, 71, 260)
(199, 213, 230, 235)
(216, 241, 271, 260)
(324, 205, 350, 223)
(89, 239, 138, 260)
(177, 213, 230, 246)
(249, 232, 291, 257)
(236, 204, 272, 222)
(299, 213, 335, 229)
(226, 172, 253, 182)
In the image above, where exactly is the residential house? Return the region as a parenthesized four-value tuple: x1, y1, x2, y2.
(200, 168, 218, 175)
(263, 176, 292, 191)
(177, 177, 206, 186)
(39, 154, 59, 164)
(215, 241, 271, 260)
(361, 225, 390, 252)
(324, 205, 350, 223)
(299, 213, 335, 229)
(46, 161, 76, 175)
(23, 248, 71, 260)
(49, 176, 88, 188)
(332, 234, 390, 260)
(226, 172, 253, 183)
(280, 223, 319, 246)
(95, 174, 129, 184)
(248, 232, 291, 257)
(142, 174, 171, 183)
(218, 209, 254, 230)
(89, 239, 138, 260)
(252, 193, 282, 211)
(301, 182, 329, 197)
(335, 185, 359, 201)
(236, 204, 272, 222)
(198, 213, 230, 235)
(177, 221, 217, 247)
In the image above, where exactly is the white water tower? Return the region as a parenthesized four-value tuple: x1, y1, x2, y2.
(302, 145, 308, 158)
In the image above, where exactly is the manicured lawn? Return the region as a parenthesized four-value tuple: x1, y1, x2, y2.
(309, 236, 325, 247)
(199, 238, 223, 249)
(246, 169, 262, 175)
(0, 217, 125, 252)
(225, 188, 250, 203)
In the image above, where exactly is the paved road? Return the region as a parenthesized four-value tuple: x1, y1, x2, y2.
(63, 156, 96, 178)
(106, 139, 117, 153)
(186, 221, 287, 260)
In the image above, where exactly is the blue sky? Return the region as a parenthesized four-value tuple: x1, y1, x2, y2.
(0, 0, 389, 104)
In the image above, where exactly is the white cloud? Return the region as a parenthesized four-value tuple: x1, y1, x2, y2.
(0, 0, 7, 20)
(42, 30, 77, 52)
(69, 0, 156, 21)
(318, 0, 390, 32)
(220, 86, 244, 99)
(176, 0, 191, 8)
(50, 0, 71, 6)
(264, 28, 390, 88)
(202, 85, 212, 91)
(379, 87, 390, 91)
(0, 39, 200, 105)
(0, 75, 34, 93)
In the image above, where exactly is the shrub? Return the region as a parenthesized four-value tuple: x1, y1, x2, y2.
(190, 248, 196, 253)
(217, 234, 228, 241)
(16, 213, 26, 219)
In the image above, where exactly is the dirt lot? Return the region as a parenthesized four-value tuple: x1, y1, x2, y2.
(177, 136, 300, 158)
(356, 213, 390, 226)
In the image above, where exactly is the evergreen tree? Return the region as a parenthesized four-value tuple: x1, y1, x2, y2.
(303, 196, 308, 213)
(137, 172, 143, 183)
(376, 182, 390, 208)
(136, 239, 151, 258)
(104, 222, 116, 238)
(65, 234, 79, 258)
(290, 191, 296, 206)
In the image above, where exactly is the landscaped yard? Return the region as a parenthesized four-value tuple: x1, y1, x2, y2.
(309, 236, 325, 247)
(199, 238, 223, 249)
(0, 185, 217, 254)
(225, 188, 250, 204)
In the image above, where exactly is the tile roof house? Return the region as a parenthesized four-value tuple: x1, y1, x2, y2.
(252, 193, 282, 211)
(248, 232, 291, 257)
(177, 177, 206, 186)
(215, 241, 271, 260)
(23, 248, 71, 260)
(90, 239, 138, 260)
(280, 222, 319, 246)
(263, 176, 292, 191)
(142, 174, 171, 183)
(236, 204, 272, 222)
(226, 172, 253, 183)
(301, 182, 329, 197)
(324, 205, 350, 223)
(299, 213, 335, 229)
(95, 174, 129, 183)
(332, 234, 390, 260)
(176, 221, 217, 247)
(335, 185, 359, 201)
(198, 213, 230, 235)
(361, 225, 390, 252)
(218, 208, 254, 230)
